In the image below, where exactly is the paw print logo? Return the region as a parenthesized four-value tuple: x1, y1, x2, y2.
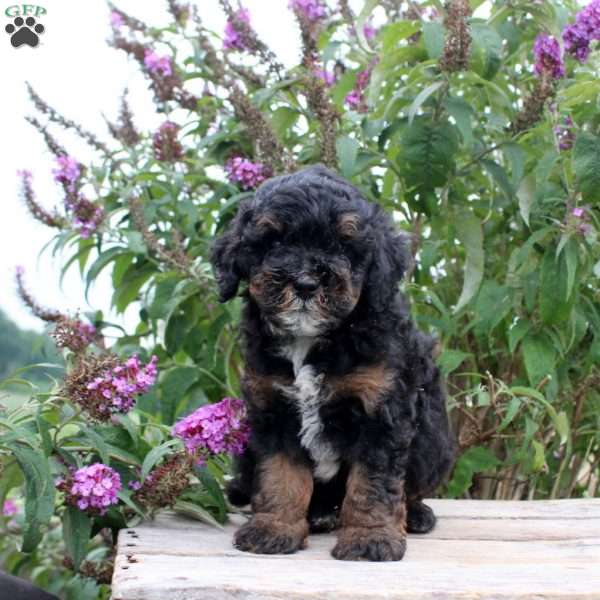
(5, 16, 45, 48)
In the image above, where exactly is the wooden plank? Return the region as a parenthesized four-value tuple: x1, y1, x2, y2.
(112, 500, 600, 600)
(112, 553, 600, 600)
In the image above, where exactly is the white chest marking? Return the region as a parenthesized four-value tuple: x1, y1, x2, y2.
(279, 338, 340, 482)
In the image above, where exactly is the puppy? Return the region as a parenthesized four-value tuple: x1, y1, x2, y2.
(211, 165, 455, 561)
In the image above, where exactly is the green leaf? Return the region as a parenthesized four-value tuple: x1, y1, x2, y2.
(8, 443, 55, 552)
(422, 21, 445, 59)
(517, 174, 536, 227)
(508, 319, 531, 353)
(497, 396, 521, 431)
(400, 118, 459, 189)
(447, 446, 499, 498)
(563, 238, 578, 300)
(539, 246, 573, 325)
(173, 499, 224, 530)
(381, 20, 421, 53)
(437, 349, 469, 375)
(469, 22, 503, 80)
(85, 248, 130, 301)
(531, 440, 546, 472)
(454, 210, 484, 312)
(271, 107, 300, 138)
(336, 136, 360, 179)
(573, 132, 600, 203)
(160, 366, 200, 425)
(62, 507, 92, 570)
(522, 333, 556, 387)
(141, 440, 180, 481)
(408, 81, 444, 124)
(443, 96, 474, 148)
(482, 159, 514, 200)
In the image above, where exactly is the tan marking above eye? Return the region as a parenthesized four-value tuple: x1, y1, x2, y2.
(256, 213, 283, 233)
(337, 213, 361, 239)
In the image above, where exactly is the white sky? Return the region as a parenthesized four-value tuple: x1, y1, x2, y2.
(0, 0, 319, 333)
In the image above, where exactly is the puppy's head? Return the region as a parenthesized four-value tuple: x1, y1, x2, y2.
(211, 165, 409, 336)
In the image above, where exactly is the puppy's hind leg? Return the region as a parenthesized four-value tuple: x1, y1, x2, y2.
(406, 497, 436, 534)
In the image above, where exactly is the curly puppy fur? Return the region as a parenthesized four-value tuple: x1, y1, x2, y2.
(211, 165, 455, 561)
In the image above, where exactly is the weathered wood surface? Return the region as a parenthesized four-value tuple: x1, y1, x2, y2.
(112, 499, 600, 600)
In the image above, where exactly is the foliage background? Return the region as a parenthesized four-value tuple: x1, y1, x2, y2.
(1, 0, 600, 598)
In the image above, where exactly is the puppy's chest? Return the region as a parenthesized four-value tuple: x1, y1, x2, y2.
(278, 338, 341, 482)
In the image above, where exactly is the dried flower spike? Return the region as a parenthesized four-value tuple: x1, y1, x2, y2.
(153, 121, 184, 162)
(17, 169, 65, 229)
(439, 0, 472, 73)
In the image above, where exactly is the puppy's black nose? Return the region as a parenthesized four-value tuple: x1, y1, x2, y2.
(294, 274, 320, 297)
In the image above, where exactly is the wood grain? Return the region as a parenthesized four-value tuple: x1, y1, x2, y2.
(112, 499, 600, 600)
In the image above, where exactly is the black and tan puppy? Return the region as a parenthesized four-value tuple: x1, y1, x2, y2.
(211, 165, 455, 561)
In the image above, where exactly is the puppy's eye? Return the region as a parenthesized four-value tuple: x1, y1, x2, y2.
(337, 213, 361, 240)
(255, 213, 283, 235)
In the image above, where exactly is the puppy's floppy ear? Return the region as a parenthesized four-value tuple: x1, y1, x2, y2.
(365, 206, 411, 312)
(210, 199, 254, 302)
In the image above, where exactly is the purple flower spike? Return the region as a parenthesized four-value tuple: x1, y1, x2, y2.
(533, 34, 565, 79)
(563, 0, 600, 63)
(172, 397, 250, 461)
(223, 8, 251, 51)
(52, 155, 82, 192)
(289, 0, 326, 22)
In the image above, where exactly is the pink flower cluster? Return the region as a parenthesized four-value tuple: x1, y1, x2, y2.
(144, 49, 173, 77)
(554, 116, 575, 151)
(223, 8, 251, 51)
(2, 500, 17, 516)
(533, 34, 565, 79)
(172, 397, 250, 462)
(110, 10, 125, 28)
(289, 0, 326, 22)
(61, 464, 121, 514)
(226, 156, 268, 190)
(563, 0, 600, 62)
(52, 155, 82, 192)
(65, 195, 105, 238)
(345, 63, 376, 112)
(314, 68, 336, 86)
(86, 355, 158, 416)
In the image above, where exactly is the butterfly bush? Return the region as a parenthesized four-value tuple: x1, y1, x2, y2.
(57, 464, 121, 514)
(226, 156, 268, 189)
(172, 397, 250, 464)
(5, 2, 600, 595)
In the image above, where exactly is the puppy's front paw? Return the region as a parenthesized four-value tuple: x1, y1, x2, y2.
(234, 515, 308, 555)
(332, 527, 407, 562)
(407, 500, 436, 534)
